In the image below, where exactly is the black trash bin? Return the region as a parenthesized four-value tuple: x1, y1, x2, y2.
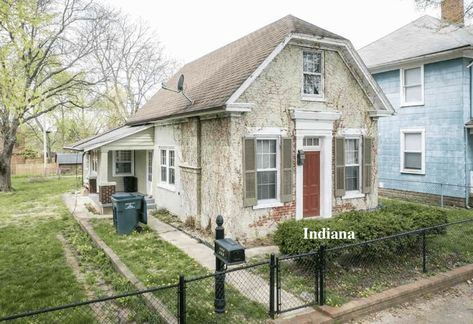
(112, 193, 147, 235)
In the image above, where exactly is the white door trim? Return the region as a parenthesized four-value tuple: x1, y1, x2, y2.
(146, 150, 153, 195)
(292, 110, 341, 220)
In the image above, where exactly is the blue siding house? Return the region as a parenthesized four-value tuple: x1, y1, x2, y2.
(359, 11, 473, 206)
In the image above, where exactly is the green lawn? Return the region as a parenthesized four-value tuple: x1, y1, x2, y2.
(92, 219, 269, 323)
(0, 176, 87, 317)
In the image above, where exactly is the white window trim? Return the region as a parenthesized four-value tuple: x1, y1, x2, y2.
(158, 147, 176, 191)
(343, 136, 363, 198)
(112, 150, 134, 177)
(301, 50, 325, 101)
(253, 137, 281, 209)
(400, 65, 424, 107)
(400, 128, 425, 175)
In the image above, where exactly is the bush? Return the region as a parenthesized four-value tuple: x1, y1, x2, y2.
(274, 201, 448, 256)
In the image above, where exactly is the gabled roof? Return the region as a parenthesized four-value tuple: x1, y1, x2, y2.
(359, 15, 473, 70)
(127, 15, 349, 125)
(65, 125, 152, 152)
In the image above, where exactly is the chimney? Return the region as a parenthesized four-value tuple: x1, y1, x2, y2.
(441, 0, 464, 25)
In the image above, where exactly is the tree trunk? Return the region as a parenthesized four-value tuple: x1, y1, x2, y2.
(0, 130, 17, 192)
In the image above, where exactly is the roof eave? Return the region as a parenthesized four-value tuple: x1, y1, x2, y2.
(367, 45, 473, 74)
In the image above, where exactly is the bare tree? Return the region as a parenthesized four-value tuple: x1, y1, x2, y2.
(90, 8, 175, 122)
(0, 0, 105, 191)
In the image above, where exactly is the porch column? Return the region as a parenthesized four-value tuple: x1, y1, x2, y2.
(98, 149, 116, 204)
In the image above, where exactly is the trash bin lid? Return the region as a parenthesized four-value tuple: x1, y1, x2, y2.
(112, 192, 135, 200)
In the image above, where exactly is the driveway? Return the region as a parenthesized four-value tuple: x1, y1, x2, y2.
(355, 282, 473, 323)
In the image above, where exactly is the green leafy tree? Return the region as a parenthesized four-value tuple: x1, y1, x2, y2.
(0, 0, 103, 191)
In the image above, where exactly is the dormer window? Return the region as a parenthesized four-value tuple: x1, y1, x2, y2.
(302, 51, 324, 100)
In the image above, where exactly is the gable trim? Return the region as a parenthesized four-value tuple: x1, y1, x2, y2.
(225, 33, 394, 114)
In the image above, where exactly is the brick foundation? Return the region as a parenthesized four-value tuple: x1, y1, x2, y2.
(99, 185, 115, 204)
(379, 187, 466, 208)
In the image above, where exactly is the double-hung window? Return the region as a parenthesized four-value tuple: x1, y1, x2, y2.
(401, 129, 425, 174)
(160, 148, 175, 186)
(113, 150, 134, 176)
(401, 66, 424, 106)
(345, 139, 361, 192)
(256, 139, 278, 201)
(302, 51, 323, 99)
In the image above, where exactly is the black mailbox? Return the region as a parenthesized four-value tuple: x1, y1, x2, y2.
(214, 238, 245, 265)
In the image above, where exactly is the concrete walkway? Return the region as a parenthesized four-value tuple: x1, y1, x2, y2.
(65, 193, 310, 319)
(147, 215, 308, 316)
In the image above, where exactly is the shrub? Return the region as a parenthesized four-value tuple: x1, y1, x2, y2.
(274, 201, 448, 256)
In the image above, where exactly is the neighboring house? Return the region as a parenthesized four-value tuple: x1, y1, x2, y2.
(67, 15, 393, 240)
(359, 0, 473, 206)
(55, 153, 83, 174)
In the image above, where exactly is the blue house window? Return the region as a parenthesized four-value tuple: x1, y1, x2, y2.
(400, 66, 424, 107)
(401, 129, 425, 174)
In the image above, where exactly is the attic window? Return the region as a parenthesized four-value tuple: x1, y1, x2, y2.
(302, 51, 324, 99)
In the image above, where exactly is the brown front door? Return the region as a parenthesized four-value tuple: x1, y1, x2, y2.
(303, 151, 321, 217)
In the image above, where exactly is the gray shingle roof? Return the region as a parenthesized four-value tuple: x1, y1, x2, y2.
(359, 15, 473, 69)
(65, 125, 151, 151)
(56, 153, 83, 164)
(127, 15, 346, 125)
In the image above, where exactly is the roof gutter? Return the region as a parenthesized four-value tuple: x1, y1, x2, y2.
(127, 106, 226, 126)
(367, 45, 473, 74)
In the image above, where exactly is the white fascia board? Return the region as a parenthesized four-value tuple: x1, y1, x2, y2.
(368, 47, 473, 74)
(225, 102, 255, 112)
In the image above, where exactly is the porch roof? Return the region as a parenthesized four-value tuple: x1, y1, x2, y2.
(65, 125, 153, 152)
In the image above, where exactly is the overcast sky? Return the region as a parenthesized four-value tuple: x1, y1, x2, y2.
(102, 0, 438, 65)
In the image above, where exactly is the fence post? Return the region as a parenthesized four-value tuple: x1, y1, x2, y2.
(318, 245, 326, 306)
(314, 251, 319, 304)
(269, 254, 276, 319)
(178, 275, 186, 324)
(440, 183, 444, 207)
(422, 230, 427, 273)
(276, 256, 281, 313)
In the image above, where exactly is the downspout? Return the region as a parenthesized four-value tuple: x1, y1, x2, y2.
(196, 119, 202, 217)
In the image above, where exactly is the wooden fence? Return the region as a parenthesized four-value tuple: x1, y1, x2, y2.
(12, 163, 58, 176)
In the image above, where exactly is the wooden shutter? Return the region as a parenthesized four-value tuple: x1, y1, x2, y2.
(334, 137, 345, 197)
(280, 137, 293, 203)
(362, 137, 373, 194)
(243, 138, 257, 207)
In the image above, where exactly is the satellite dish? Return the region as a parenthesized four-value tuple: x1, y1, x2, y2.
(177, 74, 185, 92)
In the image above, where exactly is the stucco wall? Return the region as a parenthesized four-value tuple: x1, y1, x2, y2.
(375, 58, 471, 199)
(213, 44, 379, 240)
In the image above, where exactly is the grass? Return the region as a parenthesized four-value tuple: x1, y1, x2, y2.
(0, 176, 88, 318)
(264, 198, 473, 307)
(0, 176, 174, 323)
(92, 219, 269, 323)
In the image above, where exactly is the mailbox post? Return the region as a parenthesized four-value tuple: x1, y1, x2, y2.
(214, 215, 225, 313)
(213, 215, 246, 314)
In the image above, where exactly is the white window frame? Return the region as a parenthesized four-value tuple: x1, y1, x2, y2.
(400, 128, 425, 175)
(147, 150, 153, 182)
(400, 65, 424, 107)
(301, 50, 324, 101)
(254, 137, 281, 208)
(159, 147, 176, 190)
(344, 137, 362, 196)
(112, 150, 134, 177)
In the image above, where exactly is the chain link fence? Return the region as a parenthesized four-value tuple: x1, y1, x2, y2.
(379, 177, 472, 207)
(3, 218, 473, 322)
